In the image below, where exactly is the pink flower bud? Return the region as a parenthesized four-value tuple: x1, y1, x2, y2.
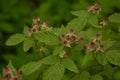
(87, 5, 94, 12)
(87, 3, 101, 14)
(93, 34, 101, 42)
(28, 28, 37, 36)
(33, 18, 42, 26)
(67, 29, 77, 41)
(89, 42, 96, 49)
(60, 35, 71, 47)
(100, 19, 107, 27)
(96, 44, 104, 52)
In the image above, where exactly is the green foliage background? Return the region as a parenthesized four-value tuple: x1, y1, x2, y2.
(0, 0, 120, 79)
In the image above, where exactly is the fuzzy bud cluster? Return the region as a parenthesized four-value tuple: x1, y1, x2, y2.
(83, 34, 104, 53)
(28, 18, 49, 36)
(87, 3, 101, 14)
(60, 29, 84, 47)
(2, 67, 23, 80)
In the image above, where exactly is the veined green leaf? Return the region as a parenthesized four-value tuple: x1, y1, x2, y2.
(71, 10, 89, 18)
(23, 38, 33, 52)
(88, 14, 98, 28)
(23, 26, 29, 36)
(66, 17, 87, 33)
(6, 33, 25, 46)
(20, 61, 42, 75)
(102, 64, 113, 78)
(53, 45, 64, 55)
(109, 13, 120, 23)
(84, 28, 96, 41)
(91, 74, 103, 80)
(71, 71, 90, 80)
(81, 53, 94, 69)
(43, 63, 65, 80)
(33, 31, 61, 46)
(41, 55, 60, 65)
(97, 53, 107, 65)
(102, 40, 115, 51)
(105, 50, 120, 66)
(53, 25, 67, 36)
(62, 58, 79, 73)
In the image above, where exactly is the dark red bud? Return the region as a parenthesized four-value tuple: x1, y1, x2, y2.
(89, 42, 96, 48)
(93, 34, 101, 42)
(99, 44, 104, 49)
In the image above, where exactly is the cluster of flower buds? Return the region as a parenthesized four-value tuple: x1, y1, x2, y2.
(87, 3, 101, 14)
(59, 51, 69, 58)
(2, 67, 23, 80)
(60, 29, 84, 47)
(28, 18, 49, 36)
(83, 34, 104, 53)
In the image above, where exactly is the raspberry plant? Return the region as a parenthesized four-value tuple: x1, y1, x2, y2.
(1, 3, 120, 80)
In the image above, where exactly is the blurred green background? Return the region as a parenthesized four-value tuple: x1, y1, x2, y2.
(0, 0, 120, 79)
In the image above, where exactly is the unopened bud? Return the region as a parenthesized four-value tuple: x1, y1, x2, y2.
(33, 18, 42, 26)
(67, 29, 77, 42)
(93, 34, 101, 42)
(60, 35, 71, 47)
(96, 44, 104, 52)
(100, 19, 107, 27)
(89, 42, 96, 49)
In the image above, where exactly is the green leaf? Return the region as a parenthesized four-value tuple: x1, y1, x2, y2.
(81, 53, 94, 69)
(33, 31, 61, 46)
(103, 40, 115, 50)
(6, 33, 25, 46)
(88, 15, 98, 28)
(23, 26, 29, 36)
(20, 61, 42, 75)
(105, 50, 120, 66)
(62, 58, 79, 73)
(66, 17, 87, 33)
(53, 45, 64, 55)
(7, 60, 17, 74)
(102, 64, 113, 79)
(91, 74, 103, 80)
(22, 68, 41, 80)
(97, 53, 107, 65)
(43, 63, 65, 80)
(53, 25, 67, 36)
(71, 10, 89, 18)
(71, 71, 90, 80)
(41, 55, 60, 65)
(109, 13, 120, 23)
(84, 28, 96, 41)
(23, 38, 33, 52)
